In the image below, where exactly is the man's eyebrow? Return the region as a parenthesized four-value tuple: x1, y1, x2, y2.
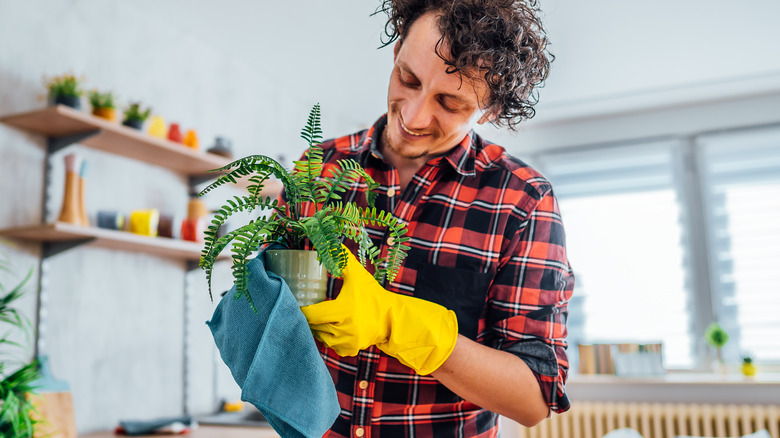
(397, 62, 469, 105)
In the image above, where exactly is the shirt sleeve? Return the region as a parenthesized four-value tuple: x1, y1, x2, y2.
(486, 187, 575, 413)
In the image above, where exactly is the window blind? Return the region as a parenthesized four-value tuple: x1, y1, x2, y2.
(535, 141, 694, 369)
(697, 126, 780, 363)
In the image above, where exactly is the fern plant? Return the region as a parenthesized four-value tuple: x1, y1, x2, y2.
(198, 104, 410, 311)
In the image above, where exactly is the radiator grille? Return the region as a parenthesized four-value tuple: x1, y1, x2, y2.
(517, 402, 780, 438)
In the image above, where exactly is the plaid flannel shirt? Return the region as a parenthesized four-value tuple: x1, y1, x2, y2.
(292, 115, 574, 437)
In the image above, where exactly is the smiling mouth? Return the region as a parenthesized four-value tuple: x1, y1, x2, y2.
(400, 118, 427, 137)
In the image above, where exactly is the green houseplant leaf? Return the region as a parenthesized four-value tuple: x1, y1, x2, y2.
(198, 104, 410, 311)
(0, 249, 44, 438)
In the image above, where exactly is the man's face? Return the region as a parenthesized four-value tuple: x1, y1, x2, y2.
(383, 12, 492, 162)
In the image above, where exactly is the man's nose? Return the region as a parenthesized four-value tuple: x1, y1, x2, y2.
(401, 94, 433, 130)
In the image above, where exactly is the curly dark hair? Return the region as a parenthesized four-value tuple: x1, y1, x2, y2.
(377, 0, 553, 129)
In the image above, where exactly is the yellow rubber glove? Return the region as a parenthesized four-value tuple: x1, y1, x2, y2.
(300, 246, 458, 375)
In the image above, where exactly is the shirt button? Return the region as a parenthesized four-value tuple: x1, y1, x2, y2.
(355, 427, 365, 437)
(386, 236, 395, 246)
(387, 187, 396, 198)
(358, 380, 369, 390)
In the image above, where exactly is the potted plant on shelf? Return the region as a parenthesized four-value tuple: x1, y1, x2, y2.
(122, 102, 151, 130)
(43, 73, 84, 110)
(198, 104, 410, 309)
(88, 89, 117, 122)
(0, 246, 44, 437)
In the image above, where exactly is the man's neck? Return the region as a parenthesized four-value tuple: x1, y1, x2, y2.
(379, 128, 430, 191)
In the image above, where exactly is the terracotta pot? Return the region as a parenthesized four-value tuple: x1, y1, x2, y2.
(264, 249, 327, 306)
(92, 107, 117, 122)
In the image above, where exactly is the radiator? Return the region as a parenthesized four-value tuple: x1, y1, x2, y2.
(517, 402, 780, 438)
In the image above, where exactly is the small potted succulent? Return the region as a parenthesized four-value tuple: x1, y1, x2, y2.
(0, 245, 44, 436)
(122, 102, 151, 130)
(198, 104, 410, 309)
(88, 89, 117, 122)
(740, 354, 756, 377)
(43, 73, 85, 110)
(705, 322, 730, 373)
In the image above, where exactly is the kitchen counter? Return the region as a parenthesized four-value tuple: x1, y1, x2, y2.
(80, 425, 280, 438)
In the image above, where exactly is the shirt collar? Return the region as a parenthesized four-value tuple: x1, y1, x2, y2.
(362, 115, 478, 178)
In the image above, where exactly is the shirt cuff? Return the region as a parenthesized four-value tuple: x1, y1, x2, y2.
(502, 340, 559, 377)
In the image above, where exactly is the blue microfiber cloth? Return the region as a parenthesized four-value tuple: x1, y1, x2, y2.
(207, 247, 340, 438)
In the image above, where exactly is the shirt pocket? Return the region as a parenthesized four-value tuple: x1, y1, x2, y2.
(414, 263, 493, 341)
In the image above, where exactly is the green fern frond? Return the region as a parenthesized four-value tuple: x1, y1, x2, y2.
(197, 103, 409, 313)
(200, 196, 279, 273)
(228, 221, 276, 312)
(198, 155, 293, 199)
(299, 103, 323, 147)
(301, 209, 346, 277)
(201, 217, 264, 301)
(357, 207, 410, 284)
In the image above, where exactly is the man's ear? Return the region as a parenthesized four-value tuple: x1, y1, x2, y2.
(477, 111, 496, 125)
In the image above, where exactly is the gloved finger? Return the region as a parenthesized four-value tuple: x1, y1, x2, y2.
(300, 299, 348, 325)
(337, 244, 363, 277)
(314, 330, 361, 357)
(340, 245, 377, 282)
(308, 322, 342, 337)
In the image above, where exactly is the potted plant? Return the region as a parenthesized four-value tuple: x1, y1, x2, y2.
(705, 322, 729, 373)
(43, 73, 84, 110)
(0, 245, 44, 437)
(740, 354, 756, 377)
(122, 102, 151, 130)
(88, 89, 117, 122)
(198, 104, 410, 309)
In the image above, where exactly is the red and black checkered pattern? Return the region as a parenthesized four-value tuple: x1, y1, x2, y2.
(293, 115, 574, 437)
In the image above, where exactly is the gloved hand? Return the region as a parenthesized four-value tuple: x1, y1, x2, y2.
(300, 246, 458, 375)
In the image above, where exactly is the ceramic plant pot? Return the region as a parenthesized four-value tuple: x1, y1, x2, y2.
(92, 107, 117, 122)
(54, 94, 81, 110)
(264, 249, 327, 306)
(122, 118, 144, 130)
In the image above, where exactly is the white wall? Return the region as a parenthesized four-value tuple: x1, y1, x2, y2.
(0, 0, 329, 432)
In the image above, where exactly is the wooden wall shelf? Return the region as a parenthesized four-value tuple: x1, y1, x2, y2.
(0, 105, 283, 195)
(0, 105, 228, 174)
(0, 222, 208, 261)
(0, 105, 281, 259)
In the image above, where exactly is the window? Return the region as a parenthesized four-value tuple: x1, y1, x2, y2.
(531, 124, 780, 371)
(535, 141, 694, 369)
(698, 127, 780, 363)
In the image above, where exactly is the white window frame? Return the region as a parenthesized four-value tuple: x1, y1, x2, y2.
(530, 122, 780, 370)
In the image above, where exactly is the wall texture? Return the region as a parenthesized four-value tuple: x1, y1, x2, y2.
(0, 0, 351, 432)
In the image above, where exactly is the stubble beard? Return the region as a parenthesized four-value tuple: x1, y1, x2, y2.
(382, 117, 431, 161)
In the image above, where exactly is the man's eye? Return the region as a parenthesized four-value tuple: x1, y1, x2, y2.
(399, 75, 418, 87)
(440, 98, 461, 112)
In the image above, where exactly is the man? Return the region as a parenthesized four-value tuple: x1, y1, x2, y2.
(299, 1, 574, 436)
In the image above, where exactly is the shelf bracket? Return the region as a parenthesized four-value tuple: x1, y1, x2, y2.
(47, 129, 102, 154)
(185, 260, 200, 272)
(188, 174, 218, 189)
(42, 238, 96, 259)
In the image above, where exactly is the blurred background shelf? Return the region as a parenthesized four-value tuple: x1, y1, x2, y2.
(0, 105, 228, 174)
(0, 104, 283, 195)
(0, 222, 211, 261)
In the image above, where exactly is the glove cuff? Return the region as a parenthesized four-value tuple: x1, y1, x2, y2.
(381, 309, 458, 375)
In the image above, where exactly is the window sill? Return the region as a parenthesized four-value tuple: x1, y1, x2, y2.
(570, 372, 780, 385)
(567, 373, 780, 404)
